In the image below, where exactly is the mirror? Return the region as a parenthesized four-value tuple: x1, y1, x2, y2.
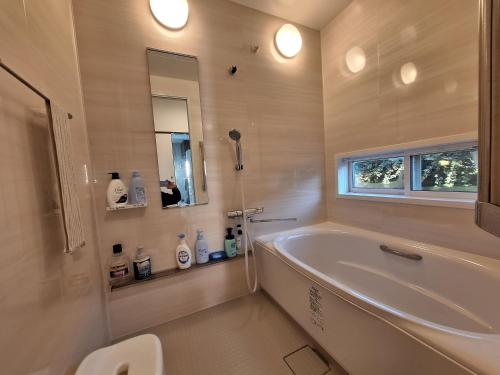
(147, 49, 208, 209)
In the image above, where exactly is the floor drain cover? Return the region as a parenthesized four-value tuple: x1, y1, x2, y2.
(283, 345, 331, 375)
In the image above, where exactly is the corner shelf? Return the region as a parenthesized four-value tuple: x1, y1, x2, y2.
(110, 253, 247, 292)
(106, 203, 148, 211)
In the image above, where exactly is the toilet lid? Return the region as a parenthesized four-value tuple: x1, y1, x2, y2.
(76, 334, 164, 375)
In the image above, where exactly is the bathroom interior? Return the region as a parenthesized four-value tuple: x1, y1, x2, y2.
(3, 0, 500, 374)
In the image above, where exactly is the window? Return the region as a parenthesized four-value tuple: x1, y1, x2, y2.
(411, 147, 478, 193)
(337, 139, 478, 206)
(351, 157, 404, 192)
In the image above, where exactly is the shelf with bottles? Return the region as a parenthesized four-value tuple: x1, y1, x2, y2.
(110, 253, 247, 292)
(106, 170, 147, 211)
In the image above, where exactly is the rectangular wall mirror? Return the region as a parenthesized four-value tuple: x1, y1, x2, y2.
(147, 49, 208, 209)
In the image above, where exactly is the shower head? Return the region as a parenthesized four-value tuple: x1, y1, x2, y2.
(229, 129, 241, 142)
(229, 129, 243, 171)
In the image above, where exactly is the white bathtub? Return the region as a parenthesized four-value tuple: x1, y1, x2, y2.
(255, 222, 500, 375)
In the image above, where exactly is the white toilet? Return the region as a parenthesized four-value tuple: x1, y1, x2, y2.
(76, 334, 165, 375)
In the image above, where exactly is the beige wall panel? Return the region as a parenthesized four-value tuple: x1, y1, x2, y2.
(73, 0, 326, 338)
(0, 0, 108, 374)
(322, 0, 500, 258)
(109, 258, 248, 338)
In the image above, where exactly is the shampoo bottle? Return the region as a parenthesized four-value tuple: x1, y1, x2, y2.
(176, 233, 192, 269)
(224, 227, 237, 258)
(195, 230, 209, 264)
(107, 172, 128, 208)
(128, 171, 146, 205)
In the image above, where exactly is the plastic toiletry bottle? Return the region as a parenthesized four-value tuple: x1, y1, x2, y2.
(107, 172, 128, 208)
(133, 246, 152, 280)
(128, 171, 146, 206)
(109, 243, 131, 286)
(176, 233, 192, 269)
(225, 227, 237, 258)
(236, 225, 244, 255)
(195, 230, 209, 264)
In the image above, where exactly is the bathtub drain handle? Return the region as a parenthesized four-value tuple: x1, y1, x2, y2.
(380, 245, 423, 261)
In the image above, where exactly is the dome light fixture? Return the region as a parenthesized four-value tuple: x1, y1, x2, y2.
(150, 0, 189, 30)
(400, 62, 418, 85)
(275, 24, 303, 58)
(345, 46, 366, 73)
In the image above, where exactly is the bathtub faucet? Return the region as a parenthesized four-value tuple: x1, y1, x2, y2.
(227, 207, 264, 219)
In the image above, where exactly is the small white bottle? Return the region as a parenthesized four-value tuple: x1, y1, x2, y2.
(128, 171, 146, 206)
(176, 233, 192, 269)
(195, 230, 209, 264)
(107, 172, 128, 208)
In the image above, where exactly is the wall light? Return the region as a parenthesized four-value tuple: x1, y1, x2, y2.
(345, 46, 366, 73)
(400, 62, 418, 85)
(150, 0, 189, 30)
(275, 24, 302, 58)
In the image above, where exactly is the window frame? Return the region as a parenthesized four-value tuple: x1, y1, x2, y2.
(336, 134, 478, 208)
(348, 152, 405, 196)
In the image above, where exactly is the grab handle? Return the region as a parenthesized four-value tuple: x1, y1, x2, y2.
(380, 245, 423, 261)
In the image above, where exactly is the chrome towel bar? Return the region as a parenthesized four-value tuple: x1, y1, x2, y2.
(380, 245, 423, 261)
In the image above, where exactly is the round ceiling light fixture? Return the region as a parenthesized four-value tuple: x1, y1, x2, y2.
(150, 0, 189, 30)
(400, 62, 418, 85)
(275, 24, 303, 58)
(345, 46, 366, 73)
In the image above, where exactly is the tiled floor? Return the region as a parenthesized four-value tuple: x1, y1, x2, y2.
(130, 291, 346, 375)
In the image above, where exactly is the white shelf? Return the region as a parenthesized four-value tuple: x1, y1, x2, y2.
(106, 203, 148, 211)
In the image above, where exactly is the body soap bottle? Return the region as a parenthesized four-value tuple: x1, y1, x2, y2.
(176, 233, 192, 269)
(128, 171, 146, 206)
(224, 227, 237, 258)
(107, 172, 128, 208)
(195, 230, 209, 264)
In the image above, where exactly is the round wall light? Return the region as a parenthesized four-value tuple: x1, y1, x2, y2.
(150, 0, 189, 30)
(400, 62, 418, 85)
(275, 24, 303, 58)
(345, 46, 366, 73)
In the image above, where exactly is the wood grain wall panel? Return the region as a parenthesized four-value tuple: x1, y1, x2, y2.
(0, 0, 108, 374)
(72, 0, 326, 338)
(322, 0, 500, 258)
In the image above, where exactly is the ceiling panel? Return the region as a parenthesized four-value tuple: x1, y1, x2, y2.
(228, 0, 351, 30)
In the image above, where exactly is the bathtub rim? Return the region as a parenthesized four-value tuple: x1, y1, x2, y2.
(256, 221, 500, 375)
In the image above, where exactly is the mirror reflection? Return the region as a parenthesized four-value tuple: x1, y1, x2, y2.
(147, 49, 208, 208)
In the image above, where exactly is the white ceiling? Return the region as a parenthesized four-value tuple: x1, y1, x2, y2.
(228, 0, 351, 30)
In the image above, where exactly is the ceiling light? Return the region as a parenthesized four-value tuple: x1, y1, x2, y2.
(150, 0, 189, 30)
(345, 46, 366, 73)
(400, 62, 418, 85)
(275, 24, 303, 58)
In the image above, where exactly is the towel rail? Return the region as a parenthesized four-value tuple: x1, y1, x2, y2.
(0, 59, 73, 119)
